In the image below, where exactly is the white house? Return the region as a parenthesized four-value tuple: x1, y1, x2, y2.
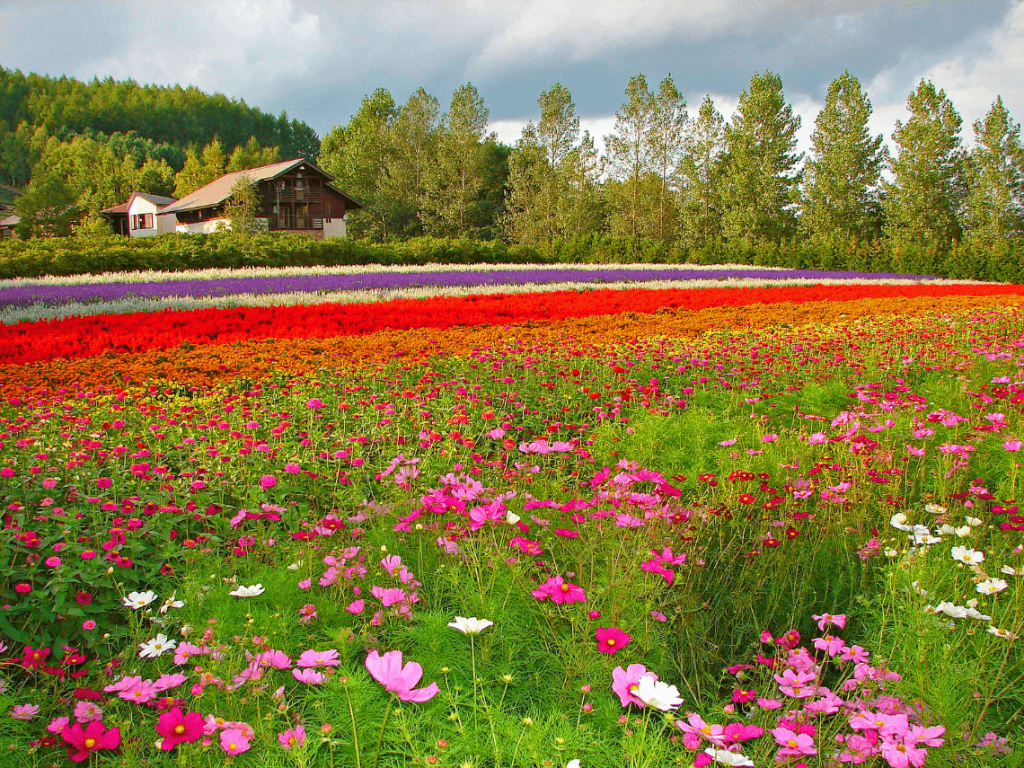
(100, 192, 178, 237)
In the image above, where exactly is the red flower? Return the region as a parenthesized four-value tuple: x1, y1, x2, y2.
(595, 626, 631, 654)
(61, 720, 121, 762)
(21, 645, 50, 670)
(156, 707, 204, 751)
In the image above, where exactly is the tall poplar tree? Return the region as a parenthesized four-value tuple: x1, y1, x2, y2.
(882, 80, 967, 250)
(647, 75, 687, 241)
(505, 84, 601, 244)
(381, 88, 440, 236)
(422, 83, 490, 237)
(801, 71, 885, 242)
(678, 95, 725, 250)
(964, 96, 1024, 242)
(318, 88, 398, 239)
(604, 74, 655, 238)
(720, 71, 802, 246)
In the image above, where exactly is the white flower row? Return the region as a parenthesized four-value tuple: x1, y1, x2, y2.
(0, 277, 989, 325)
(0, 261, 782, 288)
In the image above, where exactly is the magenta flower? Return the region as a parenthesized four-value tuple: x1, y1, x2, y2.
(532, 575, 587, 604)
(62, 721, 121, 763)
(595, 626, 631, 654)
(279, 726, 306, 750)
(73, 700, 103, 724)
(812, 613, 847, 631)
(156, 707, 204, 751)
(611, 664, 657, 707)
(364, 650, 439, 702)
(259, 474, 277, 491)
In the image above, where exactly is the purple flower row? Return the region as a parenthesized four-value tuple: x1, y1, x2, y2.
(0, 268, 938, 308)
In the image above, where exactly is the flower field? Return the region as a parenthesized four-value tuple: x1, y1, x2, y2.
(1, 264, 1023, 767)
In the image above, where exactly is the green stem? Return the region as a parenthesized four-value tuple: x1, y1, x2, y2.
(373, 696, 394, 768)
(344, 684, 362, 768)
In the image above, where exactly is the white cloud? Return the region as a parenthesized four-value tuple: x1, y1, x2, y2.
(83, 0, 324, 101)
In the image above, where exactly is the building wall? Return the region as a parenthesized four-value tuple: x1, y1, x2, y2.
(173, 218, 230, 235)
(323, 218, 346, 238)
(128, 198, 176, 238)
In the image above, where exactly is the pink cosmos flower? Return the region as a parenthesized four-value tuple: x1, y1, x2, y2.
(220, 728, 251, 755)
(259, 475, 277, 491)
(840, 645, 870, 664)
(812, 613, 848, 631)
(73, 700, 103, 723)
(908, 724, 945, 748)
(813, 634, 847, 657)
(152, 673, 189, 692)
(10, 703, 39, 720)
(62, 721, 121, 763)
(292, 668, 325, 685)
(675, 713, 726, 749)
(156, 707, 204, 751)
(880, 736, 928, 768)
(119, 679, 159, 704)
(279, 726, 306, 750)
(364, 650, 439, 702)
(772, 726, 817, 757)
(721, 723, 764, 745)
(347, 599, 365, 614)
(595, 626, 631, 654)
(47, 716, 70, 734)
(774, 668, 817, 698)
(532, 575, 587, 605)
(611, 664, 657, 708)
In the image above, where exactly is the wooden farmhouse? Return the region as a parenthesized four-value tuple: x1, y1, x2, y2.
(158, 158, 362, 238)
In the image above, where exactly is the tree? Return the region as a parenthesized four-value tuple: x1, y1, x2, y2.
(801, 71, 885, 242)
(422, 83, 490, 237)
(678, 95, 726, 250)
(605, 74, 656, 238)
(647, 75, 687, 241)
(505, 84, 602, 245)
(227, 136, 281, 172)
(222, 174, 263, 235)
(882, 80, 967, 250)
(318, 88, 398, 239)
(14, 171, 78, 238)
(381, 88, 440, 237)
(173, 147, 206, 197)
(720, 71, 803, 246)
(964, 96, 1024, 242)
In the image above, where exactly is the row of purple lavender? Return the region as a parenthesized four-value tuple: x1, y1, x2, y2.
(0, 267, 938, 308)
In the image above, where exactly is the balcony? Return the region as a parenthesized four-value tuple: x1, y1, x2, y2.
(274, 189, 322, 202)
(267, 215, 323, 231)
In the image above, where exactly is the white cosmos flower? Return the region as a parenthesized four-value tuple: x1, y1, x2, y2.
(951, 546, 985, 565)
(159, 593, 184, 615)
(1002, 565, 1022, 576)
(965, 516, 983, 527)
(635, 675, 683, 711)
(566, 761, 581, 768)
(925, 503, 948, 515)
(505, 512, 522, 525)
(124, 590, 158, 610)
(448, 616, 494, 635)
(976, 578, 1009, 595)
(954, 525, 973, 538)
(229, 584, 265, 598)
(890, 513, 912, 532)
(988, 626, 1019, 640)
(139, 633, 177, 659)
(704, 747, 754, 767)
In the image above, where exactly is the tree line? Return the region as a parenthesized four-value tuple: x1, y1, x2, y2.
(323, 71, 1024, 259)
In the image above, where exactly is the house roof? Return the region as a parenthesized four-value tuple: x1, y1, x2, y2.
(1, 214, 21, 228)
(101, 192, 178, 216)
(158, 158, 363, 215)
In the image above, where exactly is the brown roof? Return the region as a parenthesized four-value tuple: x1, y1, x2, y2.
(101, 192, 178, 215)
(159, 158, 362, 215)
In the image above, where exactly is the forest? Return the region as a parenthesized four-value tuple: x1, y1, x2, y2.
(3, 67, 1024, 272)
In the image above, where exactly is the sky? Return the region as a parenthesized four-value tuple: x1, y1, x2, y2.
(2, 0, 1023, 157)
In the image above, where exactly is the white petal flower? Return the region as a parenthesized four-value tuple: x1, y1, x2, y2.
(890, 513, 912, 532)
(506, 512, 521, 525)
(139, 633, 176, 659)
(448, 616, 494, 635)
(988, 626, 1019, 640)
(951, 546, 985, 565)
(704, 747, 754, 766)
(566, 761, 581, 768)
(976, 578, 1008, 595)
(964, 516, 983, 527)
(634, 674, 683, 711)
(1002, 565, 1022, 576)
(159, 593, 185, 615)
(229, 584, 265, 598)
(123, 590, 157, 610)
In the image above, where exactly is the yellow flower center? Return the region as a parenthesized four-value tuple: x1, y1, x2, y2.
(175, 725, 185, 735)
(229, 743, 238, 751)
(561, 584, 569, 592)
(606, 639, 616, 646)
(84, 738, 96, 749)
(788, 739, 798, 748)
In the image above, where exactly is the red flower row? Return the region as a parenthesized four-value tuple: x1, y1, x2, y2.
(3, 283, 1022, 366)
